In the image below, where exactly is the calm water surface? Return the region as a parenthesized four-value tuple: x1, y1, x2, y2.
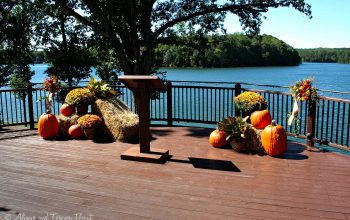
(31, 62, 350, 96)
(16, 63, 350, 153)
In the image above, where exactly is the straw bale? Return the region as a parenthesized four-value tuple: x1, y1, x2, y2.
(244, 124, 264, 154)
(93, 98, 139, 143)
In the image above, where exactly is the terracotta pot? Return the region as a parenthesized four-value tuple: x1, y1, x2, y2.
(84, 127, 96, 140)
(76, 105, 88, 114)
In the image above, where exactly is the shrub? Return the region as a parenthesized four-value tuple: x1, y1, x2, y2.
(65, 88, 93, 107)
(234, 92, 267, 117)
(77, 114, 103, 129)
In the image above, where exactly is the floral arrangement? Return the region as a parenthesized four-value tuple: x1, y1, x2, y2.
(77, 114, 103, 129)
(43, 76, 59, 94)
(43, 76, 59, 112)
(234, 92, 267, 117)
(65, 88, 93, 107)
(218, 116, 249, 141)
(290, 77, 318, 102)
(87, 77, 119, 99)
(288, 77, 319, 126)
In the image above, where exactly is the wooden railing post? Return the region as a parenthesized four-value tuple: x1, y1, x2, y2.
(22, 90, 27, 127)
(307, 98, 316, 147)
(166, 81, 173, 126)
(27, 85, 35, 130)
(234, 83, 242, 116)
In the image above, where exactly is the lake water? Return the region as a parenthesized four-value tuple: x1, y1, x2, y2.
(31, 63, 350, 98)
(1, 62, 348, 153)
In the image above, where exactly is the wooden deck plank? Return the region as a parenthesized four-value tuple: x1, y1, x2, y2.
(2, 156, 349, 202)
(2, 142, 350, 187)
(0, 126, 349, 219)
(0, 175, 342, 220)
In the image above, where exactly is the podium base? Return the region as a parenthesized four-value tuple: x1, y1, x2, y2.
(121, 147, 169, 164)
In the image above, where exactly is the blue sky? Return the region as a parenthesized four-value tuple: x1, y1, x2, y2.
(224, 0, 350, 49)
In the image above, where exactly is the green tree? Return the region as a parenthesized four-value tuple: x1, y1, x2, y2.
(34, 1, 94, 86)
(298, 48, 350, 64)
(54, 0, 312, 76)
(88, 36, 120, 81)
(0, 0, 35, 88)
(31, 51, 46, 64)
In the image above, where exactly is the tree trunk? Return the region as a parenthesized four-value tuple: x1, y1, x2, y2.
(59, 12, 73, 86)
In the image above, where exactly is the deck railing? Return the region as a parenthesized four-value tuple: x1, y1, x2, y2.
(0, 81, 349, 151)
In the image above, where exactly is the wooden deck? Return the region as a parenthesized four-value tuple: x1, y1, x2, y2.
(0, 126, 350, 220)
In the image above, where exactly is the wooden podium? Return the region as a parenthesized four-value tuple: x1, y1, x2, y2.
(118, 75, 169, 164)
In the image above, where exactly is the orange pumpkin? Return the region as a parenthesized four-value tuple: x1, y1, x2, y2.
(261, 120, 287, 156)
(209, 129, 227, 148)
(68, 125, 84, 139)
(60, 103, 75, 116)
(250, 109, 272, 129)
(38, 112, 59, 139)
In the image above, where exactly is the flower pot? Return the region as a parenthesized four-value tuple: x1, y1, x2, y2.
(84, 127, 96, 140)
(77, 105, 88, 114)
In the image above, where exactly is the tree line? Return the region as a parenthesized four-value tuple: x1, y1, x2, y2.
(30, 34, 301, 68)
(155, 34, 301, 67)
(298, 48, 350, 64)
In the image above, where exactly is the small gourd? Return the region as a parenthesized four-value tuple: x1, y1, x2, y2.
(209, 129, 228, 148)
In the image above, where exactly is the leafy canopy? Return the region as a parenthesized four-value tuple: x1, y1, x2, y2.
(0, 0, 36, 88)
(54, 0, 312, 75)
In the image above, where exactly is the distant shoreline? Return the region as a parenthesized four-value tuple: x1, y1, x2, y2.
(297, 48, 350, 64)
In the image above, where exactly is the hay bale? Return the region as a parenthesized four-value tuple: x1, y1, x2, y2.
(244, 124, 264, 154)
(93, 98, 139, 143)
(57, 114, 71, 139)
(229, 124, 265, 154)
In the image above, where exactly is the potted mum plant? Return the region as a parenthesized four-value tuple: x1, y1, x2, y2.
(77, 114, 103, 140)
(65, 88, 94, 114)
(234, 91, 268, 118)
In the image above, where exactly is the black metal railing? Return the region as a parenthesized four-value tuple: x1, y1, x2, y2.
(0, 81, 349, 151)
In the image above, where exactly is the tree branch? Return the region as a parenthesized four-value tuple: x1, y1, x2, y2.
(54, 0, 131, 72)
(81, 0, 114, 37)
(152, 3, 273, 40)
(54, 0, 111, 38)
